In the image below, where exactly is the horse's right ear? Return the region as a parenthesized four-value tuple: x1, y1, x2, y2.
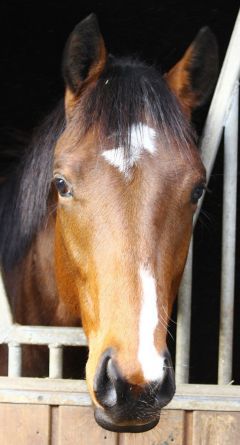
(62, 14, 107, 111)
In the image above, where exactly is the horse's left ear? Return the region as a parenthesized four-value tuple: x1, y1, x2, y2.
(62, 13, 107, 111)
(164, 27, 218, 117)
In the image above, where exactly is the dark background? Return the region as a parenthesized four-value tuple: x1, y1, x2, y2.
(0, 0, 239, 383)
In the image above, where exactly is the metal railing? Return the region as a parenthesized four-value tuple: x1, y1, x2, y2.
(0, 268, 86, 378)
(0, 8, 240, 409)
(176, 8, 240, 386)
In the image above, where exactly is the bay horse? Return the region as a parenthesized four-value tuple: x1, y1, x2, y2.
(0, 14, 218, 433)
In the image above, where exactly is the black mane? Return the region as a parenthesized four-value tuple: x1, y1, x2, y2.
(0, 56, 193, 270)
(0, 102, 65, 270)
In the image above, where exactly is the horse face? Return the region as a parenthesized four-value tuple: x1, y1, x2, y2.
(53, 15, 218, 432)
(54, 120, 204, 430)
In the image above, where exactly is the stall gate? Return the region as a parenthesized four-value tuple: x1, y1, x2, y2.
(0, 9, 240, 445)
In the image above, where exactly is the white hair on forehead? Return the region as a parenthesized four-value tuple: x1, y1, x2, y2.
(101, 124, 156, 175)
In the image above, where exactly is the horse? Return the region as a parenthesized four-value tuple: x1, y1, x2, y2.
(0, 14, 218, 433)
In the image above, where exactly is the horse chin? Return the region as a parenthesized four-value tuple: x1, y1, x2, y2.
(94, 408, 160, 433)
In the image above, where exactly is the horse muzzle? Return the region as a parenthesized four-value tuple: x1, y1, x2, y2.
(94, 408, 160, 433)
(93, 348, 175, 433)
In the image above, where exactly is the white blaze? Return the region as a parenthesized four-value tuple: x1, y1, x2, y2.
(101, 124, 156, 174)
(138, 266, 165, 381)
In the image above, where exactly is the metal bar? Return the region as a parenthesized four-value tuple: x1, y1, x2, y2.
(8, 344, 22, 377)
(218, 84, 239, 384)
(199, 9, 240, 182)
(0, 272, 13, 326)
(166, 385, 240, 411)
(0, 376, 91, 406)
(175, 239, 193, 384)
(195, 9, 240, 222)
(0, 378, 240, 410)
(176, 11, 240, 388)
(49, 345, 63, 379)
(0, 325, 87, 347)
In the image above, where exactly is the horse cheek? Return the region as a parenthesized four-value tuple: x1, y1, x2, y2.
(54, 223, 81, 319)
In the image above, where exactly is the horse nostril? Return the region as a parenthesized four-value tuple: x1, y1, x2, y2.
(106, 358, 129, 403)
(163, 356, 169, 373)
(94, 351, 118, 408)
(94, 350, 129, 409)
(154, 350, 175, 406)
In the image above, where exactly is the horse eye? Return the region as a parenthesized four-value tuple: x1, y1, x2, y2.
(53, 176, 73, 198)
(191, 184, 206, 204)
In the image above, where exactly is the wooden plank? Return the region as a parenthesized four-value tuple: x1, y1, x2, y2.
(119, 410, 185, 445)
(192, 411, 240, 445)
(184, 411, 193, 445)
(58, 406, 118, 445)
(51, 407, 59, 445)
(0, 403, 50, 445)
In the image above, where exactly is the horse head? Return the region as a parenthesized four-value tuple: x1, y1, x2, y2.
(53, 14, 218, 432)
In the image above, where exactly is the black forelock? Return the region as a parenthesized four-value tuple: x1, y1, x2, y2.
(78, 56, 194, 149)
(0, 56, 194, 270)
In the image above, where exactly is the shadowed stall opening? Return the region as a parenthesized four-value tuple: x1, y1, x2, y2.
(0, 13, 219, 433)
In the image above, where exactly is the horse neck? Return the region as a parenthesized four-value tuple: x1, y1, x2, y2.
(3, 213, 80, 327)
